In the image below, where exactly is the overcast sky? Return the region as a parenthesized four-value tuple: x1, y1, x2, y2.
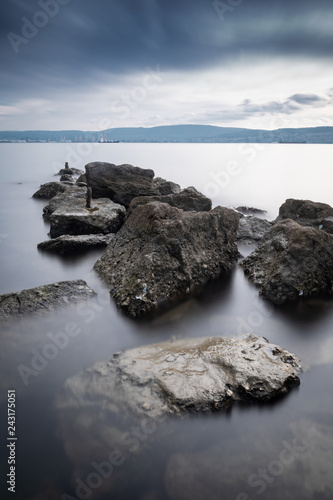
(1, 0, 332, 131)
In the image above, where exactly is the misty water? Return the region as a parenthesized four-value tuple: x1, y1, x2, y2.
(0, 143, 333, 500)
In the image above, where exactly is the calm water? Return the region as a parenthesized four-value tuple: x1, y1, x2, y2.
(0, 143, 333, 500)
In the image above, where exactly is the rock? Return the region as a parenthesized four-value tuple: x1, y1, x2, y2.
(236, 206, 267, 216)
(94, 202, 239, 317)
(0, 280, 96, 323)
(60, 173, 75, 183)
(85, 162, 159, 207)
(56, 167, 84, 176)
(277, 199, 333, 232)
(49, 197, 126, 238)
(241, 219, 333, 304)
(153, 177, 181, 195)
(76, 182, 87, 188)
(128, 187, 212, 214)
(237, 215, 272, 244)
(38, 234, 115, 255)
(43, 186, 87, 218)
(76, 173, 87, 184)
(56, 334, 301, 421)
(32, 182, 68, 200)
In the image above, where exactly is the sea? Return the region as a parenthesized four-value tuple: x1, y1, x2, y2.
(0, 143, 333, 500)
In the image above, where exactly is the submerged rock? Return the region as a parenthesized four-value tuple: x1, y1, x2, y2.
(165, 414, 332, 500)
(237, 215, 272, 245)
(241, 219, 333, 304)
(94, 201, 239, 317)
(0, 280, 96, 323)
(57, 334, 301, 421)
(55, 335, 301, 500)
(32, 182, 68, 200)
(277, 198, 333, 233)
(38, 234, 115, 255)
(85, 162, 159, 207)
(49, 197, 126, 238)
(128, 187, 212, 214)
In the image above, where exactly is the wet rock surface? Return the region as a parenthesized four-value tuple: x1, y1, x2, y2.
(128, 187, 212, 214)
(38, 234, 115, 255)
(56, 334, 301, 421)
(32, 181, 69, 200)
(85, 162, 159, 207)
(94, 201, 239, 317)
(241, 219, 333, 303)
(0, 280, 96, 323)
(49, 197, 126, 238)
(277, 198, 333, 232)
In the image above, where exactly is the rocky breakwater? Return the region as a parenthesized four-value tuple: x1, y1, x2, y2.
(37, 163, 174, 253)
(94, 200, 239, 318)
(37, 185, 125, 252)
(241, 210, 333, 303)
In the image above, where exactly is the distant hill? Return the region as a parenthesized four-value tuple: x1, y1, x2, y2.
(0, 125, 332, 143)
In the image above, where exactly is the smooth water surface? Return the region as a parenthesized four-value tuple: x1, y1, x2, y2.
(0, 143, 333, 500)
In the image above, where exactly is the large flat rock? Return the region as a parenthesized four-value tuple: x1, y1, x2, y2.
(241, 219, 333, 303)
(49, 197, 126, 238)
(56, 334, 301, 421)
(85, 162, 159, 207)
(94, 201, 239, 317)
(43, 186, 87, 217)
(55, 334, 301, 498)
(0, 280, 96, 323)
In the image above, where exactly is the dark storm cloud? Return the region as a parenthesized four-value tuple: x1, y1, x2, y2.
(1, 0, 333, 98)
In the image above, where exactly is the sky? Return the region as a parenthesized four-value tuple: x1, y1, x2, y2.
(0, 0, 333, 131)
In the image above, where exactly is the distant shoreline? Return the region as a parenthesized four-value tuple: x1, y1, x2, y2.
(0, 124, 332, 144)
